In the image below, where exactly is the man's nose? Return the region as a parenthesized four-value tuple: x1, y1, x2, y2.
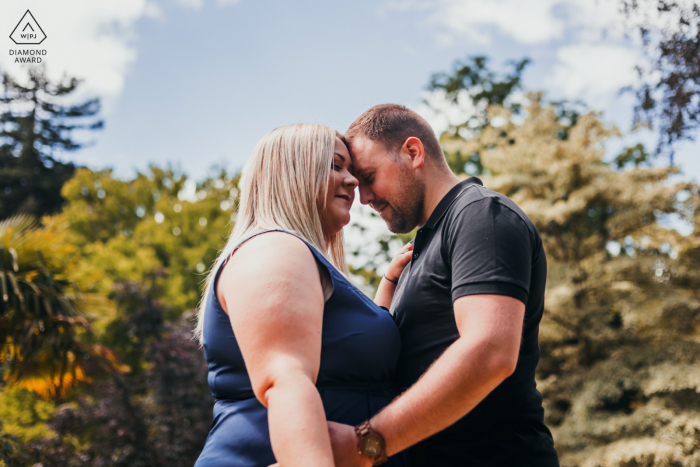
(358, 185, 373, 205)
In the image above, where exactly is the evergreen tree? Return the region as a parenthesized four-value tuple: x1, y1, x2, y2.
(0, 67, 103, 220)
(443, 95, 700, 466)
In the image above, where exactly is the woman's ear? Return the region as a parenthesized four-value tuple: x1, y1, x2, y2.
(403, 137, 425, 169)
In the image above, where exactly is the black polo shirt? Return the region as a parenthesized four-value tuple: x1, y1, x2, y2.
(391, 177, 559, 467)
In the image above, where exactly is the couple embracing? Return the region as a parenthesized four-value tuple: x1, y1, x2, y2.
(194, 104, 560, 467)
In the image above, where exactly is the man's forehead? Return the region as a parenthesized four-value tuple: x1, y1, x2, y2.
(348, 136, 383, 170)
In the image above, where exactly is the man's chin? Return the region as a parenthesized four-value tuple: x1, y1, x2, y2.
(379, 206, 415, 233)
(385, 218, 413, 234)
(379, 212, 397, 231)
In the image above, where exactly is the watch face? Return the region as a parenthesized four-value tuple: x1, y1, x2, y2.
(363, 436, 382, 456)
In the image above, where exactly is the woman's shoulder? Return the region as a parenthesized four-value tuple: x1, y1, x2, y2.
(217, 231, 324, 305)
(233, 231, 317, 267)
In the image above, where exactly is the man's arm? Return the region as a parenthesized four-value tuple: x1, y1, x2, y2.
(373, 294, 524, 455)
(328, 294, 524, 467)
(328, 197, 533, 467)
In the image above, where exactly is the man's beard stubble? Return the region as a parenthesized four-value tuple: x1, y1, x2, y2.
(380, 169, 425, 234)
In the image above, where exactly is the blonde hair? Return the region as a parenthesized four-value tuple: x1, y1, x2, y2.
(194, 123, 348, 345)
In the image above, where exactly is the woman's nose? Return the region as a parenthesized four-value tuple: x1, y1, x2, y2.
(345, 173, 359, 189)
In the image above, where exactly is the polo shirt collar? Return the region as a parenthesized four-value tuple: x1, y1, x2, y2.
(423, 176, 483, 230)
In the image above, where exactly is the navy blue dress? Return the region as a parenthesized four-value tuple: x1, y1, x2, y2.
(195, 230, 407, 467)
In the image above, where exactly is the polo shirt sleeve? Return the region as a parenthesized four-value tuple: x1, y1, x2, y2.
(447, 197, 532, 304)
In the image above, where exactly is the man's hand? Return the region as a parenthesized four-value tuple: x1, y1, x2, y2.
(268, 422, 373, 467)
(328, 421, 373, 467)
(270, 422, 372, 467)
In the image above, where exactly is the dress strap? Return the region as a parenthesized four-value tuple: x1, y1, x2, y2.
(212, 229, 336, 299)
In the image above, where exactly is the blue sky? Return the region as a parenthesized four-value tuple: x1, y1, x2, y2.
(1, 0, 699, 182)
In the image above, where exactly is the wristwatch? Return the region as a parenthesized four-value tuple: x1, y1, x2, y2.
(355, 420, 388, 465)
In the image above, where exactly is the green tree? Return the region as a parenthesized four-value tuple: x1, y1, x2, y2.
(5, 293, 212, 467)
(0, 165, 238, 464)
(0, 67, 103, 220)
(0, 214, 126, 400)
(425, 56, 530, 175)
(444, 95, 700, 466)
(55, 166, 240, 315)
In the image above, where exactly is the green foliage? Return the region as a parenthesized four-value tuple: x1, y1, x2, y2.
(428, 55, 529, 119)
(0, 163, 239, 463)
(426, 56, 529, 175)
(0, 67, 102, 220)
(56, 166, 240, 316)
(428, 57, 590, 176)
(9, 312, 213, 467)
(1, 279, 212, 467)
(0, 214, 125, 400)
(0, 164, 237, 463)
(614, 143, 655, 169)
(0, 433, 22, 467)
(0, 388, 55, 443)
(102, 277, 166, 375)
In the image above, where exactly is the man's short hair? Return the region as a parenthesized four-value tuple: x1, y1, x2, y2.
(345, 104, 444, 161)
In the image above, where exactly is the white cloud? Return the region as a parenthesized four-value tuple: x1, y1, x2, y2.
(173, 0, 205, 8)
(414, 90, 479, 137)
(548, 42, 641, 106)
(434, 0, 565, 45)
(0, 0, 242, 111)
(1, 1, 151, 108)
(386, 0, 623, 45)
(387, 0, 648, 112)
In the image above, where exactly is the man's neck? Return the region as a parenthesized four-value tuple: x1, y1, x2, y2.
(418, 170, 461, 226)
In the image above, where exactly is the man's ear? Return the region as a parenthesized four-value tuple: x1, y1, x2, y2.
(403, 137, 425, 169)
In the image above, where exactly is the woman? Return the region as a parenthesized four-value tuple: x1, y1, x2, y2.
(194, 124, 412, 467)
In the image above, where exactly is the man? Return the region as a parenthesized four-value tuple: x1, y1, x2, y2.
(329, 104, 560, 466)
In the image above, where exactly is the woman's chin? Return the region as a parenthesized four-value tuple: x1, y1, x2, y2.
(341, 212, 352, 229)
(322, 213, 351, 237)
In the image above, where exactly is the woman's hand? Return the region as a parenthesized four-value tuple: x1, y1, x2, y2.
(374, 242, 413, 310)
(385, 242, 414, 283)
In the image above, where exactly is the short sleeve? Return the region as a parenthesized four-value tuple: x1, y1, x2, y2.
(447, 197, 532, 304)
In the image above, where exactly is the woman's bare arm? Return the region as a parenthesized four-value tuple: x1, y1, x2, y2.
(218, 232, 334, 467)
(374, 242, 413, 309)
